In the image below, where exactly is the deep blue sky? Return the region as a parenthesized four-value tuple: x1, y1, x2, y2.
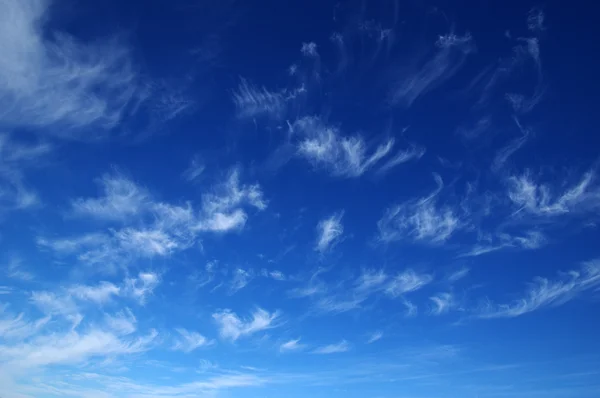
(1, 0, 600, 397)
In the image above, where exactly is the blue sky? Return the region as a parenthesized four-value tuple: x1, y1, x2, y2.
(1, 0, 600, 397)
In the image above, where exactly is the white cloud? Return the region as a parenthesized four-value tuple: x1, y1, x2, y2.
(315, 211, 344, 252)
(123, 272, 160, 305)
(104, 309, 137, 335)
(292, 116, 421, 177)
(377, 144, 426, 174)
(233, 77, 287, 119)
(0, 133, 51, 210)
(447, 267, 470, 282)
(4, 256, 34, 281)
(182, 155, 205, 182)
(391, 32, 474, 107)
(279, 338, 305, 352)
(527, 7, 545, 32)
(41, 168, 267, 268)
(491, 118, 530, 171)
(71, 172, 149, 221)
(0, 327, 157, 369)
(301, 42, 318, 57)
(68, 282, 120, 304)
(429, 293, 456, 315)
(354, 269, 388, 293)
(366, 331, 383, 344)
(378, 174, 462, 243)
(507, 169, 600, 218)
(0, 0, 140, 134)
(172, 328, 212, 352)
(386, 269, 433, 297)
(228, 268, 254, 294)
(312, 340, 350, 354)
(478, 260, 600, 318)
(461, 230, 546, 257)
(213, 308, 280, 341)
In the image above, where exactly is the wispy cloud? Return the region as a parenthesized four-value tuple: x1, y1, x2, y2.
(123, 272, 160, 305)
(461, 230, 546, 257)
(42, 168, 267, 269)
(447, 267, 470, 282)
(429, 292, 456, 315)
(0, 0, 139, 134)
(386, 269, 433, 297)
(213, 308, 281, 341)
(491, 118, 530, 171)
(378, 174, 463, 243)
(67, 282, 121, 304)
(71, 172, 149, 221)
(391, 32, 475, 107)
(233, 77, 287, 119)
(172, 328, 212, 352)
(291, 116, 422, 177)
(301, 42, 318, 57)
(4, 256, 34, 281)
(279, 338, 305, 352)
(366, 331, 383, 344)
(527, 7, 546, 32)
(477, 260, 600, 318)
(312, 340, 350, 354)
(0, 133, 51, 210)
(507, 169, 600, 218)
(182, 155, 205, 182)
(228, 268, 254, 294)
(315, 211, 344, 252)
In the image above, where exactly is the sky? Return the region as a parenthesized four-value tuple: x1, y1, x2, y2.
(1, 0, 600, 397)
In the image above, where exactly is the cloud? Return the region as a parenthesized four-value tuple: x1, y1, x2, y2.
(301, 42, 318, 57)
(213, 308, 280, 341)
(123, 272, 160, 305)
(462, 230, 546, 257)
(507, 169, 600, 218)
(315, 211, 344, 252)
(0, 0, 140, 135)
(386, 269, 433, 297)
(377, 144, 426, 174)
(378, 174, 463, 243)
(491, 118, 530, 171)
(4, 256, 34, 281)
(391, 32, 475, 107)
(447, 267, 470, 282)
(477, 260, 600, 318)
(291, 116, 421, 177)
(279, 338, 305, 352)
(0, 133, 51, 210)
(366, 331, 383, 344)
(429, 292, 456, 315)
(104, 309, 137, 335)
(354, 268, 388, 293)
(527, 7, 546, 32)
(172, 328, 212, 352)
(228, 268, 254, 294)
(0, 327, 157, 369)
(182, 155, 205, 182)
(233, 78, 287, 119)
(312, 340, 350, 354)
(71, 172, 149, 221)
(67, 282, 120, 304)
(41, 168, 267, 269)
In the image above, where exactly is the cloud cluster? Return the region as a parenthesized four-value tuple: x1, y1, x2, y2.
(39, 168, 266, 270)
